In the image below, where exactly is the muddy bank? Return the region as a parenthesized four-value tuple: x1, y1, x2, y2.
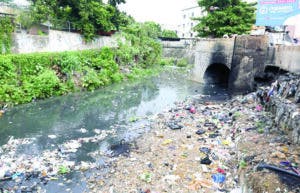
(89, 74, 300, 193)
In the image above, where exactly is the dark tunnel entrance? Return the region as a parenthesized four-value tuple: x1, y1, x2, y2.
(254, 65, 288, 85)
(203, 63, 230, 87)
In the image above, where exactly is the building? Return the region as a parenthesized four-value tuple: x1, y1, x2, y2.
(177, 1, 205, 38)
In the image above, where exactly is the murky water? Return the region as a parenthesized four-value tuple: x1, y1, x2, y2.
(0, 68, 230, 192)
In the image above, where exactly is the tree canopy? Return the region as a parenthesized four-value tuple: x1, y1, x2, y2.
(194, 0, 256, 37)
(108, 0, 125, 7)
(161, 29, 178, 38)
(28, 0, 130, 41)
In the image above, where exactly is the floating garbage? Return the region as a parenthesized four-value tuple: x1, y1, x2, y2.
(48, 135, 57, 139)
(78, 128, 88, 133)
(189, 106, 196, 114)
(60, 140, 81, 153)
(58, 165, 70, 175)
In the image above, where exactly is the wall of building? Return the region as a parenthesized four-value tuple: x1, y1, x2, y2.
(177, 5, 205, 38)
(11, 30, 118, 54)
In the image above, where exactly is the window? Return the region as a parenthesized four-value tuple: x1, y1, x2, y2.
(192, 12, 194, 17)
(183, 24, 185, 28)
(183, 14, 186, 19)
(190, 33, 193, 37)
(191, 23, 193, 27)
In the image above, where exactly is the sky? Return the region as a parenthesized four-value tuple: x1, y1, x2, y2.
(118, 0, 197, 25)
(13, 0, 29, 6)
(12, 0, 197, 25)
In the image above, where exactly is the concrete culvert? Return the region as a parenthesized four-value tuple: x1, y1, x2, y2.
(203, 63, 230, 86)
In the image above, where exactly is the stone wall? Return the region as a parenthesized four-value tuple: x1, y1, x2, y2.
(264, 73, 300, 144)
(11, 30, 118, 53)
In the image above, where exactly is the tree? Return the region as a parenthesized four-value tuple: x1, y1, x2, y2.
(119, 21, 162, 67)
(0, 17, 14, 54)
(194, 0, 256, 37)
(108, 0, 125, 7)
(142, 21, 162, 39)
(29, 0, 130, 41)
(161, 29, 178, 38)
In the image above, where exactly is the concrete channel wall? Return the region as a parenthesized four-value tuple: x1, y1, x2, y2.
(11, 30, 118, 53)
(273, 45, 300, 73)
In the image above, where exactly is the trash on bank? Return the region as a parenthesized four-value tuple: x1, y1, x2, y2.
(212, 173, 226, 183)
(139, 172, 152, 183)
(257, 163, 300, 179)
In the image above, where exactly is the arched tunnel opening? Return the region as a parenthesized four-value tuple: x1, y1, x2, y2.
(254, 65, 288, 85)
(203, 63, 230, 87)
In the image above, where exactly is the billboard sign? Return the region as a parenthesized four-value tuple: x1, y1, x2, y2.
(256, 0, 300, 26)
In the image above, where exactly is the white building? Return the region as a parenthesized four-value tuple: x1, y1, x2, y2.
(177, 3, 205, 38)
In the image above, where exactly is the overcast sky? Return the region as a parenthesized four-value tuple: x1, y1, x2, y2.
(13, 0, 197, 25)
(119, 0, 197, 25)
(13, 0, 29, 6)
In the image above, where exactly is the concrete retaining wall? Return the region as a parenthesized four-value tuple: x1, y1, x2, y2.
(162, 39, 197, 66)
(273, 45, 300, 73)
(11, 30, 117, 53)
(229, 35, 269, 94)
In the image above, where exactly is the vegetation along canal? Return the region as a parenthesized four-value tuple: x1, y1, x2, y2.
(0, 69, 230, 192)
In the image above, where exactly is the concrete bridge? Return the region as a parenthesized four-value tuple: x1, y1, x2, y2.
(162, 36, 300, 93)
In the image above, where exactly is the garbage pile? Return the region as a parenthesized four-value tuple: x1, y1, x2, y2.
(0, 129, 116, 192)
(91, 74, 299, 192)
(256, 73, 300, 144)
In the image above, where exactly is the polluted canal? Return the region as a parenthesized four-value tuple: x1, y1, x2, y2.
(0, 69, 230, 193)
